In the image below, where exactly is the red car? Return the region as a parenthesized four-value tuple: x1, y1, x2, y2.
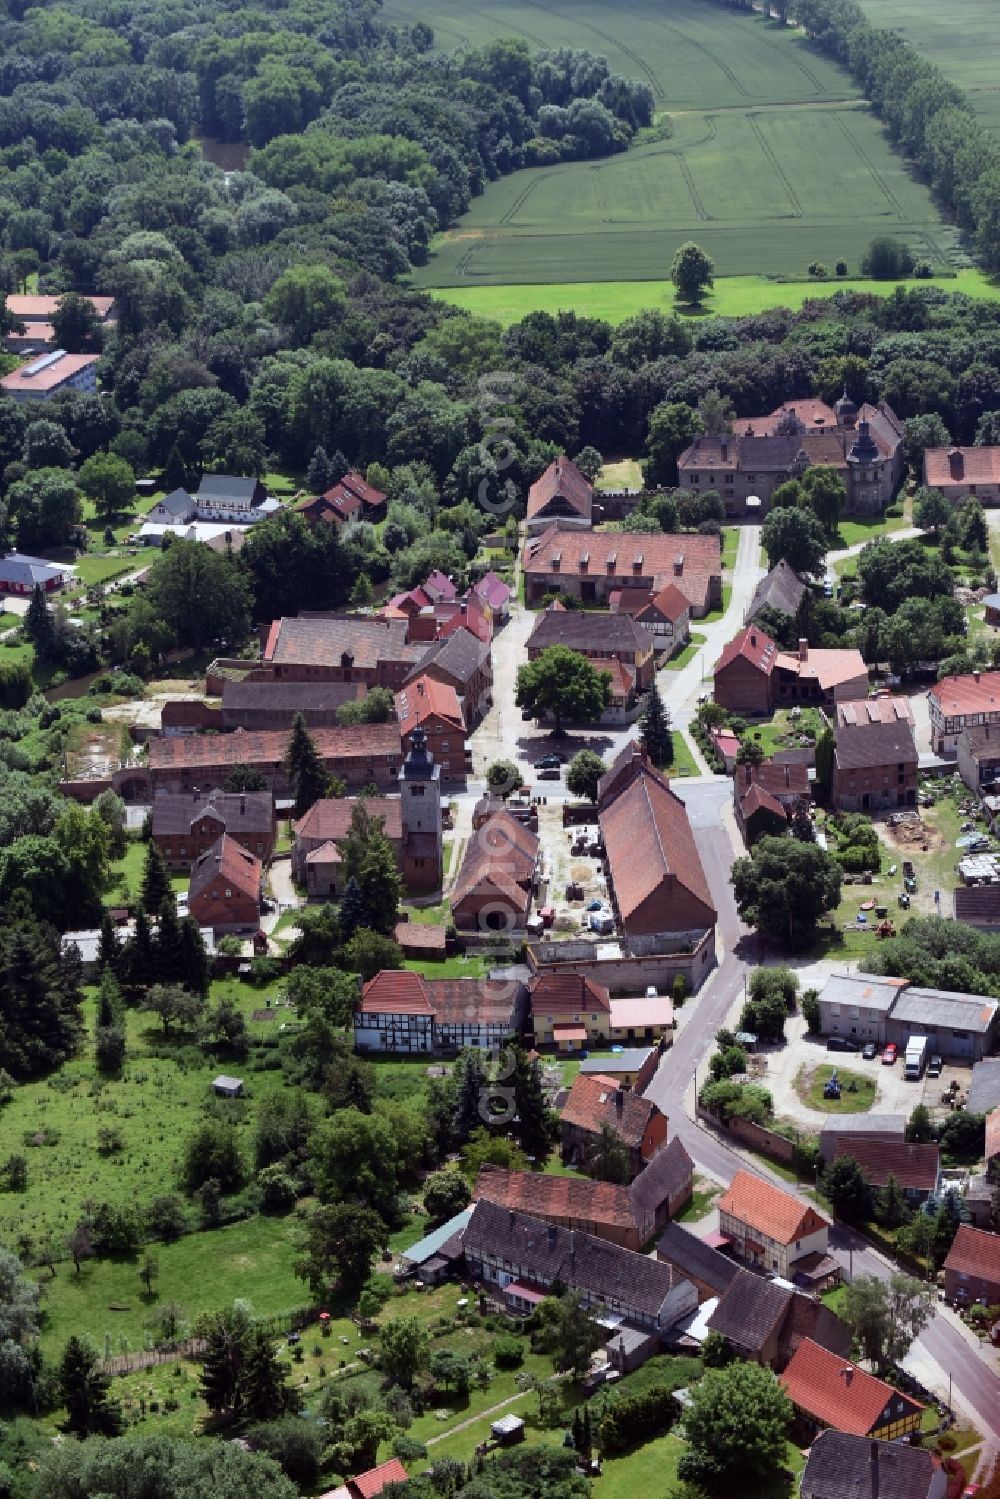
(882, 1043, 898, 1065)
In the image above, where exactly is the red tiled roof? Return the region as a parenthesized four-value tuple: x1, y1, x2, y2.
(930, 670, 1000, 721)
(925, 446, 1000, 488)
(149, 724, 401, 771)
(188, 834, 261, 904)
(774, 645, 868, 691)
(739, 782, 788, 822)
(599, 759, 715, 928)
(560, 1072, 663, 1149)
(987, 1106, 999, 1163)
(395, 674, 464, 736)
(779, 1338, 921, 1436)
(526, 456, 593, 521)
(394, 922, 446, 957)
(638, 582, 690, 625)
(836, 696, 914, 727)
(524, 526, 720, 613)
(360, 971, 434, 1016)
(474, 1164, 632, 1228)
(7, 294, 114, 320)
(529, 971, 611, 1016)
(718, 1169, 828, 1245)
(944, 1223, 1000, 1281)
(264, 614, 417, 671)
(735, 760, 810, 798)
(350, 1458, 408, 1499)
(1, 351, 98, 393)
(833, 1137, 939, 1191)
(295, 797, 402, 843)
(716, 625, 778, 677)
(451, 810, 538, 913)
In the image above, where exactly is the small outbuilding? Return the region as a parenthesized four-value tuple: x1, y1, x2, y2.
(490, 1414, 525, 1447)
(212, 1075, 244, 1098)
(984, 592, 1000, 627)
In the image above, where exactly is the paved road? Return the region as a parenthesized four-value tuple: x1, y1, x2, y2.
(645, 778, 1000, 1447)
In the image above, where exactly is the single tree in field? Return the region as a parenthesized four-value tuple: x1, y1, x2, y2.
(671, 241, 714, 304)
(67, 1218, 94, 1274)
(139, 1253, 159, 1296)
(587, 1120, 631, 1184)
(516, 646, 612, 732)
(60, 1336, 122, 1436)
(140, 841, 171, 916)
(639, 683, 673, 768)
(296, 1202, 388, 1299)
(285, 712, 328, 816)
(78, 453, 135, 523)
(566, 750, 607, 802)
(377, 1315, 430, 1390)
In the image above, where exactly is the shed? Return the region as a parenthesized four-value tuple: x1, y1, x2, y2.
(212, 1075, 244, 1097)
(490, 1413, 525, 1446)
(984, 592, 1000, 627)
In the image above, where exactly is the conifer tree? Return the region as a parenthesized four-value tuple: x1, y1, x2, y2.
(94, 970, 126, 1075)
(24, 584, 54, 657)
(452, 1049, 488, 1144)
(127, 907, 155, 988)
(199, 1310, 247, 1415)
(880, 1173, 910, 1229)
(241, 1325, 293, 1421)
(338, 876, 369, 940)
(285, 712, 328, 816)
(176, 916, 211, 996)
(342, 801, 402, 935)
(97, 908, 119, 976)
(164, 442, 190, 493)
(155, 893, 182, 982)
(511, 1045, 556, 1160)
(306, 446, 333, 492)
(140, 841, 172, 915)
(60, 1335, 122, 1436)
(639, 682, 674, 769)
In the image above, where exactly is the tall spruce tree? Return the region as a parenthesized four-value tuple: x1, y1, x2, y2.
(306, 446, 333, 492)
(94, 970, 126, 1075)
(176, 916, 210, 996)
(639, 683, 674, 769)
(60, 1336, 122, 1436)
(453, 1049, 488, 1143)
(97, 909, 119, 976)
(126, 907, 155, 989)
(338, 876, 368, 939)
(200, 1309, 247, 1415)
(140, 841, 172, 915)
(341, 801, 402, 935)
(285, 713, 328, 816)
(155, 893, 182, 982)
(241, 1325, 294, 1421)
(24, 584, 54, 658)
(511, 1046, 556, 1160)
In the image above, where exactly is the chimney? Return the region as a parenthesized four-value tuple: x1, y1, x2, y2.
(798, 638, 808, 662)
(974, 669, 981, 682)
(615, 1087, 624, 1113)
(547, 1224, 558, 1249)
(607, 554, 616, 575)
(673, 555, 684, 576)
(749, 631, 757, 648)
(948, 447, 964, 480)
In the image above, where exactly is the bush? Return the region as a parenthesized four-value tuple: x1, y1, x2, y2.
(493, 1334, 525, 1369)
(257, 1165, 298, 1213)
(596, 1386, 680, 1455)
(248, 1418, 322, 1487)
(392, 1435, 428, 1462)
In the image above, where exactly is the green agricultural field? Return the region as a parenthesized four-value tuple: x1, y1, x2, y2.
(857, 0, 1000, 139)
(396, 0, 956, 286)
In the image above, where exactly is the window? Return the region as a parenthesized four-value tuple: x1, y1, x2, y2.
(225, 887, 232, 898)
(411, 784, 424, 797)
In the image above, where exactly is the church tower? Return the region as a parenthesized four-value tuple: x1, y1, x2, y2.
(398, 726, 443, 893)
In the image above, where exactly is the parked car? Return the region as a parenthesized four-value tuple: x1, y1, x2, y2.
(898, 892, 911, 909)
(534, 753, 562, 770)
(928, 1054, 943, 1077)
(862, 1042, 877, 1060)
(882, 1042, 898, 1065)
(904, 875, 917, 893)
(827, 1036, 860, 1053)
(536, 766, 560, 780)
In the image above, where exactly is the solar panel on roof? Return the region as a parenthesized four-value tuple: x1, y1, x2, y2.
(23, 349, 67, 376)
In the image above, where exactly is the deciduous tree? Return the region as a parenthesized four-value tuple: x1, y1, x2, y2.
(515, 646, 612, 731)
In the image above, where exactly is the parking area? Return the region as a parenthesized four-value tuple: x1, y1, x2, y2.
(749, 1010, 974, 1130)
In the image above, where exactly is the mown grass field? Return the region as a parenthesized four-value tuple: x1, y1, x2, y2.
(426, 267, 1000, 324)
(396, 0, 957, 285)
(857, 0, 1000, 139)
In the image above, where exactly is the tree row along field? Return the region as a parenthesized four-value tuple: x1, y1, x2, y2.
(394, 0, 956, 287)
(857, 0, 1000, 140)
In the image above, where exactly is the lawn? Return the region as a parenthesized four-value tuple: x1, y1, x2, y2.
(673, 1177, 719, 1222)
(747, 706, 824, 759)
(666, 728, 700, 778)
(71, 553, 140, 588)
(34, 1213, 306, 1357)
(834, 511, 908, 547)
(596, 458, 643, 491)
(594, 1433, 684, 1499)
(404, 952, 488, 978)
(427, 266, 995, 322)
(795, 1063, 877, 1114)
(721, 527, 739, 569)
(662, 631, 705, 672)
